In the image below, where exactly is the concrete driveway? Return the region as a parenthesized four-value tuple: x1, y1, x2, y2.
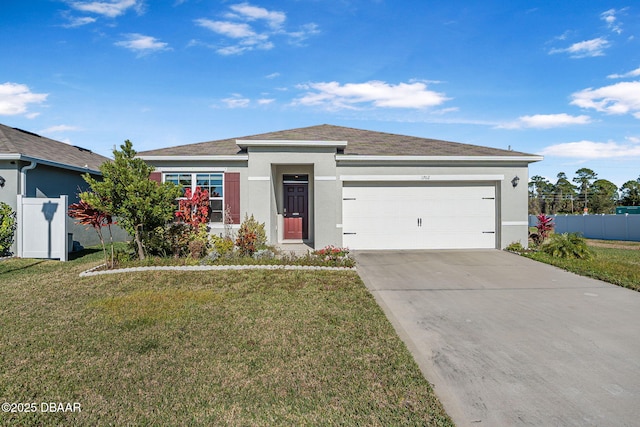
(355, 250, 640, 427)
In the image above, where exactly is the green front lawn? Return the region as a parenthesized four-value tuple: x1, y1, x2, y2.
(0, 250, 453, 426)
(524, 242, 640, 292)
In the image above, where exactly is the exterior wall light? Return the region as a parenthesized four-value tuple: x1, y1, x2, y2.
(511, 176, 520, 187)
(0, 176, 5, 187)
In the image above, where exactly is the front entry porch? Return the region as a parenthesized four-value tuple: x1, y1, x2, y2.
(272, 165, 314, 248)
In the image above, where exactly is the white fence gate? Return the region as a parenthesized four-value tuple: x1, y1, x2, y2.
(17, 195, 68, 261)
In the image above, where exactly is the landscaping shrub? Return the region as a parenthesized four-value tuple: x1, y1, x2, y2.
(0, 202, 17, 256)
(68, 198, 115, 267)
(505, 241, 525, 252)
(146, 223, 190, 258)
(188, 227, 211, 259)
(211, 234, 234, 256)
(313, 245, 350, 263)
(175, 186, 210, 231)
(81, 140, 181, 260)
(541, 232, 592, 259)
(236, 214, 266, 256)
(531, 214, 554, 246)
(253, 248, 276, 260)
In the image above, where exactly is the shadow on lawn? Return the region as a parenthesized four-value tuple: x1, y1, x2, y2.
(0, 248, 103, 275)
(0, 259, 47, 275)
(69, 247, 102, 261)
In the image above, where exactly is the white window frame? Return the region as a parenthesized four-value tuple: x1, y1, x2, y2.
(163, 172, 225, 223)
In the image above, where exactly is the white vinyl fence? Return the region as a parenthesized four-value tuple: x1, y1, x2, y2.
(529, 214, 640, 242)
(17, 195, 68, 261)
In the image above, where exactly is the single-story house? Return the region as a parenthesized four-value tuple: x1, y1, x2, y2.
(0, 123, 117, 250)
(138, 124, 543, 250)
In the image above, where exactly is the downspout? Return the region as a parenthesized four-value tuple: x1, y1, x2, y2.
(16, 161, 37, 258)
(20, 160, 37, 196)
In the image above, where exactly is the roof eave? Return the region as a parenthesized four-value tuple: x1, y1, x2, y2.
(137, 155, 249, 161)
(336, 154, 544, 163)
(0, 154, 102, 174)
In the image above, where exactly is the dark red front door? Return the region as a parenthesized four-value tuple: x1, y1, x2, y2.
(284, 183, 308, 239)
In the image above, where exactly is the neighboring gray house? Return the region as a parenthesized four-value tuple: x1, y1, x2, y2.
(0, 123, 112, 249)
(139, 124, 542, 250)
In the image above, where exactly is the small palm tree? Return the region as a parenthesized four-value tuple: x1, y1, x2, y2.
(542, 233, 592, 260)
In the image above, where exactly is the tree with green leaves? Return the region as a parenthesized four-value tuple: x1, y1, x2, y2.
(572, 168, 597, 213)
(589, 179, 618, 214)
(81, 140, 180, 260)
(620, 176, 640, 206)
(529, 175, 553, 214)
(553, 172, 577, 214)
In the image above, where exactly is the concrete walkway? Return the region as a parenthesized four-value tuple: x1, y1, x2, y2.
(355, 250, 640, 427)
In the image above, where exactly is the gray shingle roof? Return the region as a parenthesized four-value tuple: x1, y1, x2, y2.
(138, 124, 535, 157)
(0, 123, 109, 171)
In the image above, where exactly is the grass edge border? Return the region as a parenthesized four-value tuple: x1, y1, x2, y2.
(80, 264, 356, 277)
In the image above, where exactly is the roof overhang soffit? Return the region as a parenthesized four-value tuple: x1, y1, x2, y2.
(335, 154, 544, 164)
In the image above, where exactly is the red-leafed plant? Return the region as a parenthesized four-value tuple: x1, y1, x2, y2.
(68, 198, 116, 267)
(313, 245, 350, 262)
(536, 213, 554, 243)
(175, 187, 210, 231)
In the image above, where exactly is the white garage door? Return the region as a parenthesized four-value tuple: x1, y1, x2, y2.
(342, 183, 496, 250)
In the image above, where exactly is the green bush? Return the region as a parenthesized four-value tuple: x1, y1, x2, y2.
(541, 233, 592, 260)
(188, 227, 211, 259)
(505, 241, 525, 252)
(236, 214, 266, 256)
(0, 202, 17, 256)
(211, 234, 234, 256)
(145, 223, 190, 258)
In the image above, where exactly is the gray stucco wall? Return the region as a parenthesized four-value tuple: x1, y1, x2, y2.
(0, 161, 19, 212)
(246, 147, 339, 249)
(146, 156, 532, 250)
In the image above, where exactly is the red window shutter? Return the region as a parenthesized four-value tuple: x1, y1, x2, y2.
(224, 172, 240, 224)
(149, 171, 162, 184)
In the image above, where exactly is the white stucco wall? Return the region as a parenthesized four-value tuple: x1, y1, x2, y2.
(145, 155, 534, 250)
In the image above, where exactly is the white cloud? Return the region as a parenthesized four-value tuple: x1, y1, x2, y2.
(62, 15, 97, 28)
(195, 3, 318, 55)
(601, 8, 623, 34)
(571, 81, 640, 118)
(293, 80, 450, 110)
(540, 140, 640, 159)
(0, 82, 48, 117)
(115, 34, 170, 55)
(39, 125, 79, 133)
(195, 18, 272, 54)
(626, 136, 640, 144)
(195, 19, 256, 39)
(549, 37, 610, 58)
(257, 98, 275, 105)
(265, 72, 280, 79)
(221, 94, 251, 108)
(607, 67, 640, 79)
(287, 23, 321, 45)
(68, 0, 143, 18)
(498, 113, 592, 129)
(227, 3, 285, 29)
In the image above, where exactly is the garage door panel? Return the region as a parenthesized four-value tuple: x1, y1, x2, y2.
(342, 183, 496, 250)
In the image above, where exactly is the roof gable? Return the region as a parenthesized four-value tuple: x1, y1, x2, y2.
(138, 124, 536, 158)
(0, 124, 109, 172)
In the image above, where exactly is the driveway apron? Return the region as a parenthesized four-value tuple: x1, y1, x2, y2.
(355, 250, 640, 427)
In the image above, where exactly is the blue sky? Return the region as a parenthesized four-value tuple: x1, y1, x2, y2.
(2, 0, 640, 187)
